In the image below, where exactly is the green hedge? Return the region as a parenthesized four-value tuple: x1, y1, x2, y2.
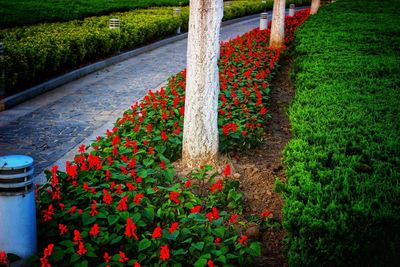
(0, 0, 189, 29)
(0, 0, 310, 97)
(281, 0, 400, 266)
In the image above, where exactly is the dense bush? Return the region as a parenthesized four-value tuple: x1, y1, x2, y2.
(0, 0, 310, 97)
(14, 10, 310, 267)
(280, 0, 400, 266)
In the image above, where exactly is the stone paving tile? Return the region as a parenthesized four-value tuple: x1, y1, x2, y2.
(0, 12, 294, 176)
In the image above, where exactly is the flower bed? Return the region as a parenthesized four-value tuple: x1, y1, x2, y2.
(0, 0, 310, 97)
(0, 10, 310, 267)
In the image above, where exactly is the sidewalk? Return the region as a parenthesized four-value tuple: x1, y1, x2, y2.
(0, 9, 306, 182)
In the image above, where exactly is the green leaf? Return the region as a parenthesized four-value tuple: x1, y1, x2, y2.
(248, 242, 261, 256)
(110, 235, 122, 245)
(143, 207, 155, 221)
(108, 215, 119, 226)
(82, 213, 97, 225)
(138, 238, 151, 252)
(73, 260, 88, 267)
(70, 253, 80, 264)
(191, 242, 204, 251)
(51, 250, 64, 262)
(194, 258, 207, 267)
(59, 240, 75, 247)
(212, 227, 225, 238)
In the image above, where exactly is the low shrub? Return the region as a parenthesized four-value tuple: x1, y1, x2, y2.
(22, 10, 310, 267)
(281, 0, 400, 266)
(0, 0, 310, 97)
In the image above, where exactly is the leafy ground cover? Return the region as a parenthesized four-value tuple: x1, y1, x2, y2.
(281, 0, 400, 266)
(0, 10, 311, 267)
(0, 0, 310, 98)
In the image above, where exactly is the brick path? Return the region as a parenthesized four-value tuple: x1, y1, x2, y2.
(0, 9, 305, 179)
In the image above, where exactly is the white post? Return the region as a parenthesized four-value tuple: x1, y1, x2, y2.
(260, 12, 268, 30)
(289, 4, 295, 16)
(173, 7, 182, 34)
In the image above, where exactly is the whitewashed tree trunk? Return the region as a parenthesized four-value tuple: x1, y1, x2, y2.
(182, 0, 223, 168)
(270, 0, 286, 49)
(311, 0, 321, 14)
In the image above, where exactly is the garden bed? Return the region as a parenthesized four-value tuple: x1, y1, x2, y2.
(0, 10, 312, 267)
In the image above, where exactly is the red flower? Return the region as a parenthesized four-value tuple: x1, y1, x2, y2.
(90, 200, 99, 217)
(77, 242, 87, 256)
(223, 164, 231, 177)
(133, 193, 144, 205)
(169, 192, 180, 204)
(42, 204, 54, 222)
(125, 218, 139, 240)
(238, 235, 248, 246)
(102, 190, 113, 205)
(89, 223, 100, 237)
(261, 210, 272, 218)
(78, 144, 85, 153)
(206, 212, 213, 221)
(134, 262, 141, 267)
(210, 179, 223, 192)
(161, 131, 168, 142)
(260, 106, 267, 115)
(169, 222, 179, 233)
(185, 179, 191, 187)
(58, 224, 68, 235)
(212, 207, 219, 220)
(214, 237, 221, 244)
(229, 214, 238, 224)
(118, 251, 129, 263)
(0, 251, 8, 265)
(159, 160, 167, 169)
(208, 260, 214, 267)
(152, 226, 162, 239)
(190, 205, 202, 213)
(117, 196, 128, 211)
(73, 229, 82, 245)
(103, 252, 111, 263)
(160, 245, 170, 261)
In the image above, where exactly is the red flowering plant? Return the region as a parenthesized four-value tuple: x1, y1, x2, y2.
(33, 10, 310, 267)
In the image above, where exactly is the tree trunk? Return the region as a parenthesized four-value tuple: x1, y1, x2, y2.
(311, 0, 320, 14)
(182, 0, 223, 168)
(270, 0, 286, 49)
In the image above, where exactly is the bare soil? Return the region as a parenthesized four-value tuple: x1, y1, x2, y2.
(233, 55, 294, 266)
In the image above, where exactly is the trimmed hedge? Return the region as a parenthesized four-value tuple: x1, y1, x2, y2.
(0, 0, 189, 29)
(281, 0, 400, 266)
(0, 0, 310, 97)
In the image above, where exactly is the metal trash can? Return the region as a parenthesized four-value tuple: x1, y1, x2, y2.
(0, 155, 37, 267)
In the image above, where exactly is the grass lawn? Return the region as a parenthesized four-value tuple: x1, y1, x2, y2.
(282, 0, 400, 265)
(0, 0, 188, 28)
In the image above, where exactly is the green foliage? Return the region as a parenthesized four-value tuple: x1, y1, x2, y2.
(282, 0, 400, 266)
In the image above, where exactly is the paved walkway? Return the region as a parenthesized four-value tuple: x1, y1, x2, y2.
(0, 9, 306, 181)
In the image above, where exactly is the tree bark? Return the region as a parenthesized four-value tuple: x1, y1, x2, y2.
(270, 0, 286, 49)
(182, 0, 223, 168)
(311, 0, 321, 14)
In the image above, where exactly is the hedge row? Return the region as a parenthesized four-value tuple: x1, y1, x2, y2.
(281, 0, 400, 266)
(0, 0, 310, 97)
(26, 10, 311, 267)
(0, 0, 189, 29)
